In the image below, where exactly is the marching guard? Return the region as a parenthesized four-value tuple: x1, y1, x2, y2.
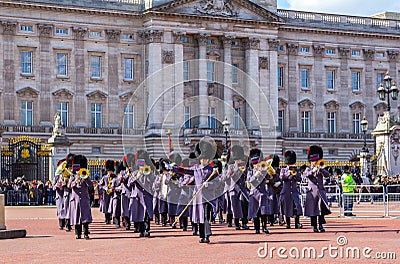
(279, 150, 303, 229)
(121, 154, 135, 230)
(68, 155, 93, 239)
(99, 160, 116, 224)
(303, 145, 331, 232)
(166, 152, 183, 228)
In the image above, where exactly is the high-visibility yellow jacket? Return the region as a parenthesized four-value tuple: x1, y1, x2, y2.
(341, 173, 356, 193)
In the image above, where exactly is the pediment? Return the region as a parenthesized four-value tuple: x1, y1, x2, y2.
(149, 0, 284, 23)
(119, 90, 139, 102)
(16, 86, 40, 98)
(86, 90, 108, 100)
(298, 98, 314, 109)
(52, 88, 75, 100)
(349, 101, 365, 111)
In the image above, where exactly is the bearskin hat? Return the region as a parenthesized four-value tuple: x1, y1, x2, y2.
(105, 160, 115, 172)
(73, 154, 87, 169)
(116, 161, 126, 174)
(136, 149, 155, 170)
(249, 148, 263, 165)
(265, 154, 280, 168)
(169, 151, 182, 166)
(212, 159, 223, 174)
(307, 145, 323, 162)
(158, 158, 170, 172)
(197, 137, 217, 160)
(66, 153, 75, 168)
(284, 150, 296, 165)
(123, 153, 135, 168)
(229, 145, 246, 164)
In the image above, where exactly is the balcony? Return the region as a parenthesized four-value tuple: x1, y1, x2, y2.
(281, 131, 373, 140)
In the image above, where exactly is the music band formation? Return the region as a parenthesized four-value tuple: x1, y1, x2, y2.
(52, 138, 331, 243)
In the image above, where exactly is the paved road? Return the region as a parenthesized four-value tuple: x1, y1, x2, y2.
(2, 206, 399, 263)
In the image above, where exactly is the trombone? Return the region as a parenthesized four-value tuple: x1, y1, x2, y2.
(316, 159, 326, 168)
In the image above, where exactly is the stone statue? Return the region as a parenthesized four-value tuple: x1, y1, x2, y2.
(52, 112, 63, 137)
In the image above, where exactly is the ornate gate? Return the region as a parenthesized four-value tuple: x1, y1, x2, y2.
(1, 136, 51, 182)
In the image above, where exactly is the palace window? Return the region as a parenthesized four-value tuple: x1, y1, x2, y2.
(20, 25, 33, 32)
(301, 111, 310, 133)
(123, 105, 134, 129)
(91, 55, 102, 78)
(299, 46, 310, 53)
(57, 53, 68, 77)
(124, 58, 134, 80)
(278, 110, 284, 132)
(326, 48, 335, 55)
(208, 107, 216, 129)
(232, 64, 238, 84)
(89, 31, 101, 38)
(233, 108, 240, 129)
(183, 61, 189, 82)
(352, 71, 361, 92)
(21, 51, 33, 74)
(122, 33, 134, 40)
(184, 106, 191, 128)
(278, 66, 284, 88)
(55, 27, 68, 35)
(327, 70, 336, 90)
(57, 102, 69, 127)
(207, 61, 215, 83)
(351, 50, 361, 57)
(301, 68, 310, 89)
(327, 112, 336, 133)
(353, 113, 361, 134)
(376, 72, 385, 88)
(91, 103, 102, 128)
(21, 101, 33, 126)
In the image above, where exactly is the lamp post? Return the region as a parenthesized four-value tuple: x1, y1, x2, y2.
(360, 116, 369, 176)
(377, 73, 398, 176)
(222, 116, 230, 150)
(360, 116, 368, 152)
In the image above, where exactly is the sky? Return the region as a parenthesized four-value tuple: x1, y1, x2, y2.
(277, 0, 400, 17)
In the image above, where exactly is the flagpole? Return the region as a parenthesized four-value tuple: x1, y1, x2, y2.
(166, 129, 171, 157)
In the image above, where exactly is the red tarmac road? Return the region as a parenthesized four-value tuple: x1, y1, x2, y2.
(1, 206, 399, 264)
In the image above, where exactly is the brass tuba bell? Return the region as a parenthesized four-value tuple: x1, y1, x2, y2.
(78, 168, 90, 179)
(141, 165, 152, 175)
(316, 159, 326, 168)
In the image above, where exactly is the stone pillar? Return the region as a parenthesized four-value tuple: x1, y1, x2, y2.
(72, 27, 88, 127)
(172, 31, 185, 129)
(286, 42, 298, 132)
(223, 34, 234, 123)
(244, 37, 260, 130)
(338, 46, 350, 132)
(1, 21, 17, 124)
(197, 33, 210, 128)
(363, 48, 375, 120)
(37, 23, 54, 126)
(387, 49, 400, 118)
(141, 29, 164, 129)
(105, 29, 121, 127)
(0, 194, 5, 230)
(267, 39, 280, 132)
(313, 44, 325, 132)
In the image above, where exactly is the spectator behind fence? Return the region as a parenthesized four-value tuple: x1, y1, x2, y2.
(341, 165, 357, 217)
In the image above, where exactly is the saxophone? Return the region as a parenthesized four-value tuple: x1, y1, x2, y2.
(105, 175, 114, 195)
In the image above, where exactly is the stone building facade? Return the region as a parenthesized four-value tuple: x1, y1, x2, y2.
(0, 0, 398, 163)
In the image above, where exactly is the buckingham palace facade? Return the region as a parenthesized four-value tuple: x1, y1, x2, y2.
(0, 0, 399, 163)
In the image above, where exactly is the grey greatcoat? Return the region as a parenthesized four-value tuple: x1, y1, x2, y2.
(166, 172, 180, 216)
(109, 176, 122, 218)
(153, 173, 168, 214)
(176, 174, 193, 218)
(99, 174, 113, 214)
(67, 174, 93, 225)
(120, 171, 133, 218)
(279, 167, 303, 217)
(52, 174, 71, 219)
(223, 163, 249, 219)
(302, 166, 331, 217)
(128, 171, 155, 222)
(247, 169, 274, 218)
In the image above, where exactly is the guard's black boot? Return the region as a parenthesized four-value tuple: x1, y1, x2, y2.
(227, 214, 233, 227)
(192, 223, 198, 236)
(295, 216, 303, 229)
(125, 217, 131, 230)
(319, 224, 325, 232)
(75, 224, 82, 239)
(170, 216, 176, 229)
(285, 217, 291, 229)
(115, 217, 121, 228)
(65, 219, 72, 232)
(234, 218, 241, 230)
(59, 219, 65, 230)
(83, 223, 90, 239)
(155, 214, 160, 225)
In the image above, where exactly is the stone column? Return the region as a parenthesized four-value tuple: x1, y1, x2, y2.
(72, 27, 88, 127)
(0, 194, 5, 230)
(338, 46, 350, 133)
(363, 48, 375, 120)
(105, 29, 121, 127)
(313, 44, 325, 132)
(387, 49, 399, 118)
(244, 37, 260, 130)
(141, 29, 164, 129)
(172, 31, 185, 129)
(37, 24, 54, 126)
(267, 39, 280, 132)
(286, 42, 298, 132)
(1, 21, 17, 124)
(223, 34, 234, 123)
(197, 33, 210, 128)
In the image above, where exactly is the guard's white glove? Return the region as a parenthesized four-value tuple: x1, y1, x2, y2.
(164, 161, 173, 170)
(203, 182, 209, 188)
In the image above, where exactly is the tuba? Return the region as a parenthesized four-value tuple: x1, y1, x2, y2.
(141, 165, 152, 176)
(105, 175, 114, 195)
(78, 168, 90, 179)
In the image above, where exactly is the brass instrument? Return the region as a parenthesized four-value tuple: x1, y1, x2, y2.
(78, 168, 90, 179)
(105, 175, 113, 195)
(55, 161, 73, 187)
(289, 166, 298, 176)
(316, 159, 326, 168)
(141, 165, 152, 176)
(258, 161, 269, 171)
(238, 166, 246, 172)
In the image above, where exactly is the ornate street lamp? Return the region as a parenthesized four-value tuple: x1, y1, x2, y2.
(360, 116, 368, 152)
(377, 73, 399, 111)
(222, 116, 230, 149)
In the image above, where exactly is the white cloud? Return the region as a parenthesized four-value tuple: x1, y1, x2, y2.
(286, 0, 400, 16)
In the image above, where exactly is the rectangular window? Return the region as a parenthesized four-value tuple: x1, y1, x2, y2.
(92, 147, 101, 154)
(301, 69, 309, 89)
(57, 53, 68, 76)
(183, 61, 189, 82)
(278, 66, 284, 88)
(184, 106, 190, 128)
(124, 58, 134, 80)
(232, 64, 238, 84)
(91, 103, 102, 128)
(231, 41, 239, 47)
(351, 50, 361, 56)
(91, 55, 102, 78)
(326, 48, 335, 55)
(301, 111, 310, 133)
(278, 110, 284, 132)
(327, 70, 335, 90)
(122, 33, 133, 40)
(182, 37, 189, 43)
(300, 46, 309, 53)
(353, 113, 361, 134)
(233, 108, 240, 129)
(123, 105, 134, 129)
(207, 61, 215, 83)
(377, 72, 385, 88)
(327, 112, 336, 133)
(352, 71, 361, 91)
(208, 107, 216, 129)
(57, 102, 68, 127)
(206, 39, 214, 45)
(21, 51, 33, 74)
(55, 27, 68, 35)
(89, 31, 101, 38)
(375, 52, 384, 58)
(20, 25, 33, 32)
(277, 45, 283, 51)
(21, 101, 33, 126)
